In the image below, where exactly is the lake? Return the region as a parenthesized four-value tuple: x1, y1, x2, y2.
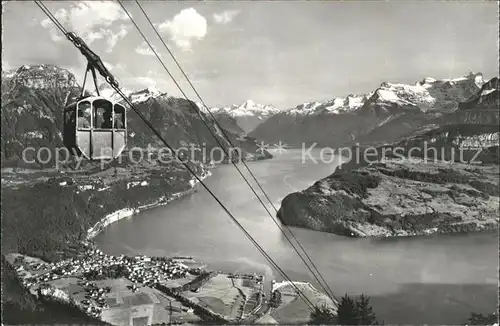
(95, 149, 498, 324)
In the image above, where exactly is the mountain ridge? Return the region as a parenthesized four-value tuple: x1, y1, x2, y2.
(1, 64, 271, 168)
(209, 99, 281, 133)
(249, 72, 490, 148)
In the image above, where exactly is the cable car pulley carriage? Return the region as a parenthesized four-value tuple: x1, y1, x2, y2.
(63, 32, 127, 160)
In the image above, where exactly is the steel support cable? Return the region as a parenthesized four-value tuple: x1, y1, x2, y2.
(111, 1, 316, 309)
(35, 1, 68, 34)
(132, 0, 337, 303)
(123, 0, 337, 304)
(34, 0, 316, 311)
(111, 86, 316, 311)
(123, 1, 337, 305)
(128, 0, 337, 303)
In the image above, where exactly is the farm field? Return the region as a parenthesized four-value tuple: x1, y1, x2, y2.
(271, 282, 337, 324)
(182, 273, 263, 322)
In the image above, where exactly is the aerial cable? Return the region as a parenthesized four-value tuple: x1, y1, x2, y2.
(116, 86, 317, 310)
(122, 0, 337, 304)
(33, 0, 316, 311)
(34, 0, 315, 310)
(112, 1, 320, 305)
(35, 1, 68, 34)
(114, 85, 316, 311)
(124, 0, 338, 303)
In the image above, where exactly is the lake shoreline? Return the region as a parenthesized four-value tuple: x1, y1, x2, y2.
(86, 170, 212, 240)
(91, 150, 498, 325)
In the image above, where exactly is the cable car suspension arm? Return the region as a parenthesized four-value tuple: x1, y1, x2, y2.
(65, 32, 118, 95)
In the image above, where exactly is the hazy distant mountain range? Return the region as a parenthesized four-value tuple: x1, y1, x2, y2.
(249, 72, 491, 148)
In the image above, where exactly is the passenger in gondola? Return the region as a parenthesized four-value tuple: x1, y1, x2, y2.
(101, 109, 123, 129)
(77, 109, 90, 128)
(113, 112, 124, 129)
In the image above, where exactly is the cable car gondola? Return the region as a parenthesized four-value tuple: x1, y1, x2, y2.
(62, 32, 127, 160)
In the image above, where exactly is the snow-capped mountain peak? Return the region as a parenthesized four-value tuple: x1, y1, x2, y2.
(3, 64, 78, 90)
(241, 99, 256, 108)
(474, 73, 485, 88)
(360, 72, 485, 116)
(208, 100, 281, 133)
(195, 101, 209, 113)
(91, 83, 132, 102)
(91, 84, 165, 104)
(287, 93, 371, 116)
(372, 82, 436, 111)
(211, 100, 281, 117)
(129, 87, 165, 104)
(287, 101, 322, 115)
(419, 72, 484, 89)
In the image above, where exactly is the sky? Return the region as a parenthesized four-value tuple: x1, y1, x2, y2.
(2, 1, 499, 109)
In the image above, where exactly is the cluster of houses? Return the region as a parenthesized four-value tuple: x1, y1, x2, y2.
(15, 260, 53, 289)
(17, 249, 191, 284)
(126, 255, 189, 287)
(78, 280, 111, 316)
(12, 249, 198, 319)
(10, 250, 273, 323)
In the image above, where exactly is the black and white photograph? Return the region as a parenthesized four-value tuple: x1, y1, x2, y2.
(1, 1, 499, 325)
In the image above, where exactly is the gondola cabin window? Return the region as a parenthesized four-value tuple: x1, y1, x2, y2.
(93, 99, 112, 129)
(113, 104, 126, 129)
(77, 101, 91, 129)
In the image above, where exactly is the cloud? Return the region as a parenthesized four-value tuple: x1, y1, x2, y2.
(158, 8, 207, 51)
(213, 10, 240, 24)
(115, 63, 127, 72)
(2, 60, 11, 71)
(190, 69, 221, 83)
(85, 31, 105, 44)
(40, 1, 129, 52)
(104, 24, 128, 52)
(135, 41, 162, 57)
(136, 77, 157, 88)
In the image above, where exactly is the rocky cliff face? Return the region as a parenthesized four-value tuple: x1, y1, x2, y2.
(3, 64, 79, 90)
(446, 77, 499, 125)
(1, 65, 81, 166)
(250, 73, 486, 148)
(1, 65, 271, 167)
(277, 78, 499, 237)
